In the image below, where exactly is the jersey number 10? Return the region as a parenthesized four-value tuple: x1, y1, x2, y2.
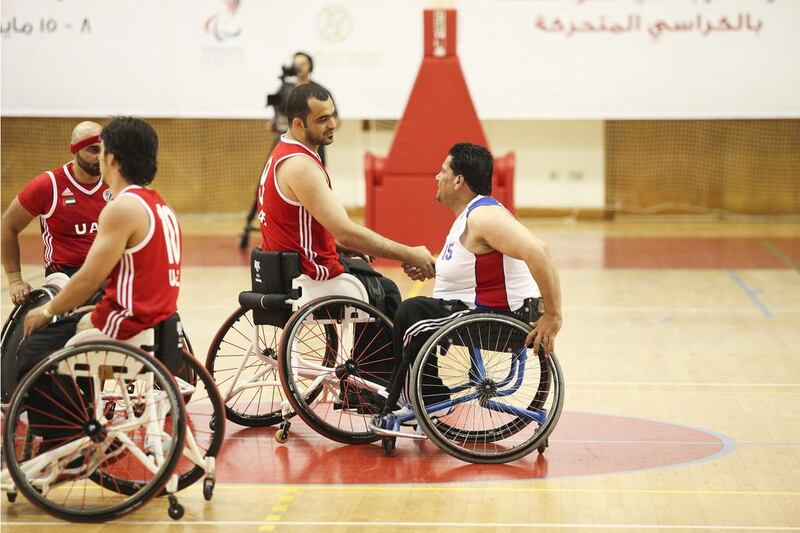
(157, 204, 181, 287)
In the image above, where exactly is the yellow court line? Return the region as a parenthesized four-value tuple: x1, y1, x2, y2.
(258, 487, 299, 531)
(217, 484, 800, 497)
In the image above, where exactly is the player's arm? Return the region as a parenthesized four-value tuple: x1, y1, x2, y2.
(280, 156, 435, 277)
(1, 198, 36, 304)
(23, 198, 143, 336)
(468, 206, 563, 356)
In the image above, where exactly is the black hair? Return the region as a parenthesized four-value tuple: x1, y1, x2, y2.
(286, 83, 331, 126)
(448, 143, 493, 196)
(294, 51, 313, 72)
(101, 117, 158, 186)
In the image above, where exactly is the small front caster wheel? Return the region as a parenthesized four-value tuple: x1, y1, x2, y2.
(382, 436, 396, 457)
(203, 478, 215, 501)
(537, 438, 549, 455)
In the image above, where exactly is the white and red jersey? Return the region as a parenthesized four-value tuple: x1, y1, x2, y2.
(257, 135, 344, 280)
(433, 196, 540, 311)
(17, 162, 110, 272)
(91, 186, 182, 340)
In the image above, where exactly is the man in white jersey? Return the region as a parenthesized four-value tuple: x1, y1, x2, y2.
(384, 143, 563, 411)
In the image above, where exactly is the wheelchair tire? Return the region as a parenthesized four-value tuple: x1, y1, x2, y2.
(1, 287, 57, 405)
(3, 341, 186, 522)
(410, 313, 564, 464)
(205, 306, 289, 427)
(278, 297, 392, 445)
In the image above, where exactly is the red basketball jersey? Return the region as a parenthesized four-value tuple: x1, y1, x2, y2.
(91, 186, 182, 340)
(17, 162, 110, 271)
(257, 136, 343, 280)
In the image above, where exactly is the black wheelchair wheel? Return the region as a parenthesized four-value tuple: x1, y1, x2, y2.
(410, 314, 564, 464)
(3, 341, 186, 522)
(1, 287, 57, 406)
(205, 306, 288, 427)
(278, 297, 393, 445)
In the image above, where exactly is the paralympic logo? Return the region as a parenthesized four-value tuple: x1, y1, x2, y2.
(205, 0, 242, 42)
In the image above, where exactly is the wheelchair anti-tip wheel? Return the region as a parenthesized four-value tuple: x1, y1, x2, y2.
(278, 297, 393, 445)
(410, 313, 564, 464)
(2, 341, 186, 522)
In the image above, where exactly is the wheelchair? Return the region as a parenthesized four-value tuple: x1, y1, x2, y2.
(1, 280, 225, 522)
(209, 249, 564, 464)
(205, 248, 377, 441)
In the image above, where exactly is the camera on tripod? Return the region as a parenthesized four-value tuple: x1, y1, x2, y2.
(266, 64, 298, 109)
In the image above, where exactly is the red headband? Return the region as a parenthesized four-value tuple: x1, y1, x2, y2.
(70, 134, 101, 154)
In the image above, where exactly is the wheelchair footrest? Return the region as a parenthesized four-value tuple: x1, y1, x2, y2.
(368, 422, 426, 440)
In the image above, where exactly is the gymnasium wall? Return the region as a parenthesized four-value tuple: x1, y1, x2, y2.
(3, 117, 797, 216)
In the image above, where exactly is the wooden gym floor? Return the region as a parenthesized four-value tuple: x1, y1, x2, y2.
(2, 219, 799, 532)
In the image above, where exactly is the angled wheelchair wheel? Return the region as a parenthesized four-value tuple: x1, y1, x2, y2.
(410, 313, 564, 464)
(2, 341, 186, 522)
(92, 350, 225, 495)
(278, 297, 393, 444)
(1, 287, 58, 406)
(206, 307, 288, 427)
(172, 351, 225, 491)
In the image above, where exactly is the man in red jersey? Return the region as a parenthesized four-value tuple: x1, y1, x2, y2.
(2, 121, 111, 305)
(23, 116, 180, 344)
(19, 117, 182, 450)
(257, 83, 436, 318)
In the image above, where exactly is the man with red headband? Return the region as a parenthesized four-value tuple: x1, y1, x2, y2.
(2, 121, 110, 305)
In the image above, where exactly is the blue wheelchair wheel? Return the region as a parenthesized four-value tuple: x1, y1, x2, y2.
(410, 313, 564, 464)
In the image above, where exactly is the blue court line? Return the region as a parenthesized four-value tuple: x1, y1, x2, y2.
(728, 270, 773, 319)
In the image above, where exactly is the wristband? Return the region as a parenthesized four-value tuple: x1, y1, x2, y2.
(42, 304, 54, 319)
(7, 272, 23, 285)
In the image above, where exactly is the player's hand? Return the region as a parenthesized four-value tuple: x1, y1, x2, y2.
(9, 281, 32, 306)
(23, 306, 52, 338)
(405, 246, 436, 279)
(402, 263, 427, 281)
(525, 312, 562, 358)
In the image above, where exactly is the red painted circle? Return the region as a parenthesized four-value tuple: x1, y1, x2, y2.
(216, 411, 729, 484)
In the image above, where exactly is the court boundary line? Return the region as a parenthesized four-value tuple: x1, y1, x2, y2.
(2, 520, 799, 530)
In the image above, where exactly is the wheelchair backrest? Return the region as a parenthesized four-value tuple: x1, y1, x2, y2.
(150, 313, 185, 374)
(249, 248, 301, 327)
(251, 248, 301, 295)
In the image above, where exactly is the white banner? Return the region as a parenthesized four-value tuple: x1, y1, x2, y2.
(2, 0, 798, 119)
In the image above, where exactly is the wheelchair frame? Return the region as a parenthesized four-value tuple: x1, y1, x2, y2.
(1, 296, 224, 522)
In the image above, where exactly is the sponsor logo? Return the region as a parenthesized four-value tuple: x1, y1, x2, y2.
(317, 4, 353, 43)
(254, 259, 262, 284)
(61, 187, 73, 197)
(103, 189, 113, 202)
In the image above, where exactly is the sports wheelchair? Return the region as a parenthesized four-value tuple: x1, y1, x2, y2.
(207, 249, 564, 464)
(1, 278, 225, 522)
